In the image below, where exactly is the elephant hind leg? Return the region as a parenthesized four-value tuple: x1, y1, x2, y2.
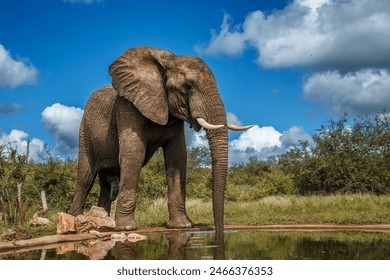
(69, 153, 97, 216)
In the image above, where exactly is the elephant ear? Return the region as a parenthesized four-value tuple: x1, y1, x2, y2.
(109, 47, 174, 125)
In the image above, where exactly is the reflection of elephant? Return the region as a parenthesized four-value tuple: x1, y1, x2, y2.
(69, 46, 251, 231)
(113, 240, 136, 260)
(167, 232, 191, 260)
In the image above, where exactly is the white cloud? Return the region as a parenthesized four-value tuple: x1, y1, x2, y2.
(227, 112, 243, 126)
(197, 1, 390, 116)
(41, 103, 83, 156)
(186, 120, 313, 164)
(195, 13, 247, 56)
(279, 126, 314, 148)
(229, 125, 313, 164)
(196, 0, 390, 70)
(63, 0, 104, 4)
(185, 123, 209, 149)
(0, 44, 38, 87)
(304, 69, 390, 116)
(230, 126, 281, 152)
(0, 130, 45, 162)
(1, 103, 83, 161)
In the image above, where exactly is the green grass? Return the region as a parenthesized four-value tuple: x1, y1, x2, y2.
(226, 194, 390, 225)
(136, 194, 390, 228)
(2, 194, 389, 238)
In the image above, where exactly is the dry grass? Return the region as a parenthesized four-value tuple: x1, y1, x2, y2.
(5, 194, 388, 238)
(136, 194, 390, 228)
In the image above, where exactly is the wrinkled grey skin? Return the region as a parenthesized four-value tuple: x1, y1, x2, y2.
(69, 47, 228, 232)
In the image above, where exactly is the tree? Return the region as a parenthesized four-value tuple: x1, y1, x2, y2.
(187, 146, 211, 169)
(28, 158, 79, 212)
(279, 113, 390, 194)
(0, 142, 30, 225)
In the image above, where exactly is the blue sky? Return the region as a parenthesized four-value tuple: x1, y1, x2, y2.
(1, 0, 390, 163)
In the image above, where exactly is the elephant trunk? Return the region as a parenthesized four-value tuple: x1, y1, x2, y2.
(207, 125, 228, 232)
(201, 92, 228, 233)
(190, 83, 228, 232)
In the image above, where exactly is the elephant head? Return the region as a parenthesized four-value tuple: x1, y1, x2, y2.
(109, 47, 251, 232)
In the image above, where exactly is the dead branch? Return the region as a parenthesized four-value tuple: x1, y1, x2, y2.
(35, 190, 49, 217)
(16, 183, 25, 225)
(29, 191, 52, 227)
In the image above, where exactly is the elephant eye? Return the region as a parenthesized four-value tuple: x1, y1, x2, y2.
(182, 81, 194, 95)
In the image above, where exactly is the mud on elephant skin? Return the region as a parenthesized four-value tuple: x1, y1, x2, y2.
(69, 46, 252, 231)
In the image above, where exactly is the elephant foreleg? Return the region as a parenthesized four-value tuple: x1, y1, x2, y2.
(163, 124, 193, 228)
(115, 136, 146, 231)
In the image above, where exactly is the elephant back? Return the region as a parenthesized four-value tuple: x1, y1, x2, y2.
(83, 85, 117, 127)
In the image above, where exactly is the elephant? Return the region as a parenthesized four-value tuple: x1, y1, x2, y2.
(69, 46, 252, 232)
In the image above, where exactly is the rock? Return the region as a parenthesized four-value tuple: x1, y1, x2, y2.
(110, 233, 147, 243)
(57, 212, 76, 234)
(57, 207, 115, 235)
(0, 228, 16, 241)
(89, 230, 104, 238)
(111, 233, 127, 242)
(29, 216, 53, 227)
(88, 206, 109, 218)
(75, 214, 88, 231)
(0, 226, 32, 241)
(56, 243, 76, 255)
(127, 233, 147, 243)
(75, 206, 115, 233)
(13, 226, 33, 240)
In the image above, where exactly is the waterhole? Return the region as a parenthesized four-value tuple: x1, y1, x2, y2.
(2, 230, 390, 260)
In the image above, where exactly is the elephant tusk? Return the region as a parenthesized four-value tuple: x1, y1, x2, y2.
(196, 118, 224, 130)
(227, 123, 254, 131)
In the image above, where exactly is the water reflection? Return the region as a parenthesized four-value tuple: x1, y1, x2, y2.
(214, 231, 225, 260)
(167, 233, 192, 260)
(106, 233, 194, 260)
(111, 232, 224, 260)
(2, 230, 390, 260)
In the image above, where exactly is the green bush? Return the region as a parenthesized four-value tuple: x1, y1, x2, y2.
(0, 143, 30, 225)
(279, 113, 390, 194)
(25, 159, 78, 211)
(186, 147, 212, 200)
(139, 150, 167, 201)
(226, 157, 298, 202)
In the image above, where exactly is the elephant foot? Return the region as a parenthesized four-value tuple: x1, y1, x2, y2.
(115, 218, 137, 231)
(166, 215, 193, 229)
(115, 225, 137, 231)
